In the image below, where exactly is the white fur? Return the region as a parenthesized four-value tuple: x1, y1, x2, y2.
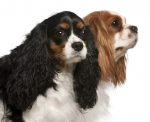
(0, 12, 137, 122)
(23, 68, 81, 122)
(73, 11, 138, 122)
(114, 25, 137, 61)
(0, 81, 112, 122)
(111, 11, 138, 61)
(0, 100, 4, 121)
(113, 11, 137, 51)
(22, 32, 88, 122)
(114, 28, 137, 49)
(109, 11, 137, 51)
(0, 33, 87, 122)
(0, 69, 81, 122)
(64, 33, 87, 63)
(74, 81, 112, 122)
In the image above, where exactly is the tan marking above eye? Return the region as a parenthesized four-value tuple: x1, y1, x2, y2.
(59, 22, 70, 30)
(76, 21, 85, 29)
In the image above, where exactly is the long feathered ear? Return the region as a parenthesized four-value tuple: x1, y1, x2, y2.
(84, 12, 127, 86)
(84, 13, 115, 83)
(114, 56, 126, 85)
(73, 27, 100, 109)
(4, 23, 59, 111)
(0, 56, 12, 97)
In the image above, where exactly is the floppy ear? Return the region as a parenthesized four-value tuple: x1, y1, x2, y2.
(84, 12, 126, 86)
(0, 56, 12, 97)
(4, 23, 59, 111)
(73, 27, 100, 109)
(114, 56, 126, 85)
(84, 14, 115, 83)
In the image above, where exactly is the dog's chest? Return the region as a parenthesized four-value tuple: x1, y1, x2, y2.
(23, 71, 79, 122)
(75, 81, 111, 122)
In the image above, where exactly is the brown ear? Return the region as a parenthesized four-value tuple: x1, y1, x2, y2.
(84, 12, 126, 86)
(113, 56, 126, 85)
(97, 36, 115, 82)
(84, 12, 116, 83)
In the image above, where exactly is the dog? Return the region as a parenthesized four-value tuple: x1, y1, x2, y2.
(75, 11, 138, 122)
(0, 11, 100, 122)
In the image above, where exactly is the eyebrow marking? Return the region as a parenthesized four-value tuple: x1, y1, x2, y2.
(76, 21, 84, 29)
(59, 22, 70, 30)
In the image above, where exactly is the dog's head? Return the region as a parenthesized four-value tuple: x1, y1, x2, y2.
(2, 11, 100, 111)
(42, 11, 91, 66)
(84, 11, 138, 85)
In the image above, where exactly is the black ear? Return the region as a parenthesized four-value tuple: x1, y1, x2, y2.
(0, 55, 12, 98)
(4, 23, 59, 111)
(73, 27, 101, 109)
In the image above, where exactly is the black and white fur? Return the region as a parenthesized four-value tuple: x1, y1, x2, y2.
(0, 11, 100, 122)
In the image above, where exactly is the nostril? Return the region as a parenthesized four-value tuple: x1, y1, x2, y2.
(129, 26, 138, 33)
(71, 42, 83, 51)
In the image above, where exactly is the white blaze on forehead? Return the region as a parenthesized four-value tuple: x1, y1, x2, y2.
(63, 33, 87, 63)
(68, 34, 83, 43)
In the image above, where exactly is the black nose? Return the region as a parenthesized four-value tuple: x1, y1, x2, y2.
(129, 26, 138, 33)
(71, 42, 83, 51)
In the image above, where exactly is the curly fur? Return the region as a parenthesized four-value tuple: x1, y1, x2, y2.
(0, 11, 100, 122)
(73, 27, 100, 109)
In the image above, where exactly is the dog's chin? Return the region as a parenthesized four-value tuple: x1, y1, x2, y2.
(128, 39, 137, 49)
(115, 38, 138, 62)
(66, 55, 85, 64)
(115, 47, 126, 62)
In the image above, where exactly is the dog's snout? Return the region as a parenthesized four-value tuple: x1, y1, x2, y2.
(71, 42, 83, 51)
(129, 26, 138, 33)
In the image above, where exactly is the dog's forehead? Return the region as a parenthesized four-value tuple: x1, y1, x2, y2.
(59, 16, 85, 30)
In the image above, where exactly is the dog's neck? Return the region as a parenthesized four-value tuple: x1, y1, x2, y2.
(62, 63, 76, 73)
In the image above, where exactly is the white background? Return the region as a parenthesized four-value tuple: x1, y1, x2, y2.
(0, 0, 149, 122)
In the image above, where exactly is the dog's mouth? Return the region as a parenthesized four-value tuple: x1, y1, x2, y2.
(66, 54, 84, 64)
(115, 47, 124, 51)
(131, 39, 138, 48)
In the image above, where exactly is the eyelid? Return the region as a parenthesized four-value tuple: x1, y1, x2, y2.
(53, 29, 65, 38)
(80, 28, 86, 34)
(58, 30, 64, 35)
(111, 19, 121, 27)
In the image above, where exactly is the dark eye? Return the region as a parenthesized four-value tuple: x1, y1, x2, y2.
(111, 19, 120, 28)
(54, 30, 65, 38)
(80, 28, 87, 36)
(56, 30, 65, 38)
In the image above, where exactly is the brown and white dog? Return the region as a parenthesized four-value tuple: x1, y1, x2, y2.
(75, 11, 138, 122)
